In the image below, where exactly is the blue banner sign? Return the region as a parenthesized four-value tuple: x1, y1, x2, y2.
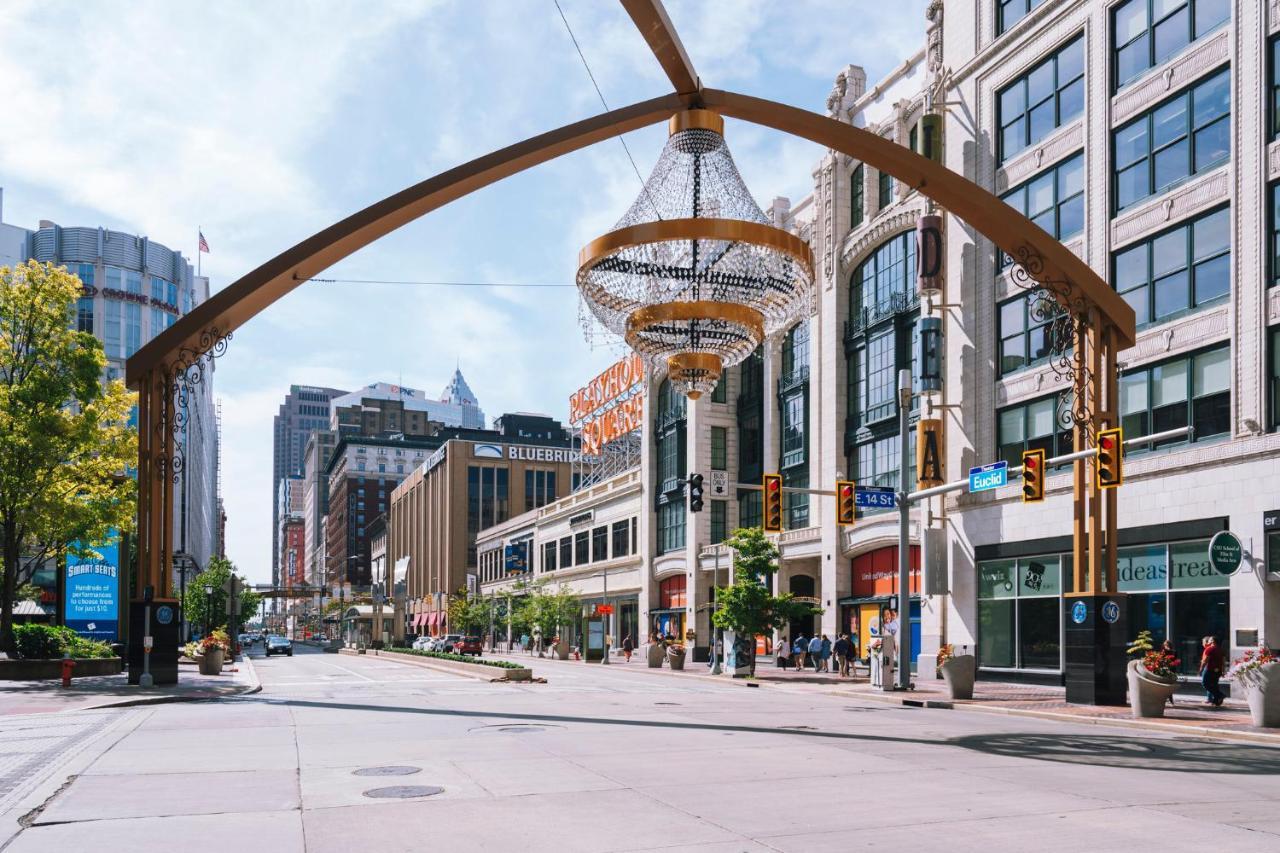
(968, 461, 1008, 493)
(65, 537, 120, 642)
(504, 541, 529, 574)
(854, 486, 897, 509)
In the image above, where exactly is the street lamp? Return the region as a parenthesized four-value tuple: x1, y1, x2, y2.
(203, 585, 213, 637)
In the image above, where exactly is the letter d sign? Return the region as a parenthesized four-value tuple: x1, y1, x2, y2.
(916, 214, 944, 297)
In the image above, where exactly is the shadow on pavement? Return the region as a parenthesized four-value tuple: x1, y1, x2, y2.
(235, 696, 1280, 773)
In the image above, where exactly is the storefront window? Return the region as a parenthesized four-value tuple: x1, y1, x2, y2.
(1118, 539, 1229, 674)
(977, 556, 1061, 670)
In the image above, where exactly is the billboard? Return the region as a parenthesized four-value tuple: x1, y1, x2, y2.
(570, 354, 645, 456)
(65, 536, 121, 642)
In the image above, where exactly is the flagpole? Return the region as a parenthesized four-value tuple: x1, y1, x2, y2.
(197, 226, 202, 277)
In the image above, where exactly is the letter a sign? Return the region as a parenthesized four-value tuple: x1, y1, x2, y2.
(917, 419, 944, 488)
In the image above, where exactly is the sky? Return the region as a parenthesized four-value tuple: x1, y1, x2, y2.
(0, 0, 927, 584)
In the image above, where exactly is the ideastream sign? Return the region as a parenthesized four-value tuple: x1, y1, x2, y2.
(570, 354, 645, 456)
(66, 536, 121, 642)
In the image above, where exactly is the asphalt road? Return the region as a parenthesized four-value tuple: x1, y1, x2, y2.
(4, 644, 1280, 852)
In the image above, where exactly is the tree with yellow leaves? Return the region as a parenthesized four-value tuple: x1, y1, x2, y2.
(0, 261, 136, 654)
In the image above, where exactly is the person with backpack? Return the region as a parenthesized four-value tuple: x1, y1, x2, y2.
(793, 634, 807, 671)
(808, 634, 823, 671)
(834, 634, 852, 677)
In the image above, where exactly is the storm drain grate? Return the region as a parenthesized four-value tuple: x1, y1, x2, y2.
(362, 785, 444, 799)
(353, 766, 421, 777)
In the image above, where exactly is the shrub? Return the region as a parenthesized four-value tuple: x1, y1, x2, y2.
(13, 624, 115, 659)
(388, 647, 525, 670)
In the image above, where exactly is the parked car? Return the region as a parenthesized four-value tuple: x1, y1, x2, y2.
(412, 636, 432, 651)
(456, 636, 482, 656)
(438, 634, 463, 654)
(238, 633, 255, 646)
(264, 635, 293, 657)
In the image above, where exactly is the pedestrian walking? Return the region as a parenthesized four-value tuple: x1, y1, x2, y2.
(520, 632, 530, 654)
(622, 635, 634, 663)
(793, 634, 807, 671)
(1200, 635, 1226, 707)
(819, 635, 831, 673)
(776, 636, 790, 669)
(834, 633, 852, 677)
(808, 634, 823, 671)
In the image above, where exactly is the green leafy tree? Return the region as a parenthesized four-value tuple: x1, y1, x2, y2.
(181, 556, 260, 632)
(0, 261, 136, 654)
(446, 587, 491, 634)
(525, 582, 581, 641)
(16, 583, 41, 604)
(711, 527, 821, 675)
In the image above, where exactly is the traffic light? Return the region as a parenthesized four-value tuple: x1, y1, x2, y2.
(688, 472, 704, 513)
(836, 480, 856, 526)
(763, 474, 782, 532)
(1021, 449, 1045, 503)
(1097, 427, 1123, 488)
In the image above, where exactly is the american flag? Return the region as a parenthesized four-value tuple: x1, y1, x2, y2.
(198, 231, 210, 253)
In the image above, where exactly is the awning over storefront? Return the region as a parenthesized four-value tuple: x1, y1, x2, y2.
(412, 613, 423, 627)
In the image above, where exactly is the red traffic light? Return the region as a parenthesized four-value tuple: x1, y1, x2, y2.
(1101, 436, 1114, 450)
(767, 479, 780, 492)
(1025, 456, 1037, 469)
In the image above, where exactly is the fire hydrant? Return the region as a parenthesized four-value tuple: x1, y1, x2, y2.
(60, 657, 76, 688)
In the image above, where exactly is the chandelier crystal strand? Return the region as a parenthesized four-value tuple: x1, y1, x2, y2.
(577, 110, 813, 398)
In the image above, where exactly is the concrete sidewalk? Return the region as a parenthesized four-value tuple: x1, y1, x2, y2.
(0, 655, 260, 716)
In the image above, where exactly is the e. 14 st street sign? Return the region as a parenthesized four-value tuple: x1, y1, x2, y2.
(968, 461, 1008, 493)
(855, 486, 897, 509)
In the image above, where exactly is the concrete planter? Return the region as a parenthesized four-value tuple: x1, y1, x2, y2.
(1239, 662, 1280, 728)
(647, 644, 665, 668)
(0, 657, 122, 680)
(939, 654, 976, 700)
(1127, 659, 1177, 718)
(349, 648, 533, 682)
(199, 648, 225, 675)
(668, 649, 687, 671)
(552, 640, 570, 661)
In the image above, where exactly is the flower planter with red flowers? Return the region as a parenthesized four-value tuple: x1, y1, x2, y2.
(1127, 649, 1179, 718)
(1233, 648, 1280, 728)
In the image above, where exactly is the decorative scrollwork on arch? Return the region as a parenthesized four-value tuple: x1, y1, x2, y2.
(153, 325, 233, 484)
(1007, 245, 1093, 431)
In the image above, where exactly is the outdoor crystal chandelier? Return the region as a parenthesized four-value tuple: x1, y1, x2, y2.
(577, 110, 814, 398)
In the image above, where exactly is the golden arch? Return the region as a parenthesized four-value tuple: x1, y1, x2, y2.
(128, 2, 1132, 602)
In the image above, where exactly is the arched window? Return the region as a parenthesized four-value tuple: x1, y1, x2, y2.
(849, 230, 916, 330)
(781, 319, 810, 380)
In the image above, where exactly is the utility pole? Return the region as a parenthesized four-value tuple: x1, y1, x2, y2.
(602, 567, 610, 664)
(895, 369, 912, 690)
(709, 547, 722, 675)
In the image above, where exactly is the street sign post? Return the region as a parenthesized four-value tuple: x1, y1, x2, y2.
(968, 461, 1008, 493)
(710, 470, 729, 498)
(854, 486, 896, 509)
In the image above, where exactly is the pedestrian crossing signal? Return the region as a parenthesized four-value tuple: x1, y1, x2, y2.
(763, 474, 782, 532)
(1097, 427, 1123, 488)
(1021, 449, 1045, 502)
(836, 480, 855, 526)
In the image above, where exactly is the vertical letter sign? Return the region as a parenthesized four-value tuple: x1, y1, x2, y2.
(916, 214, 943, 297)
(65, 535, 121, 642)
(917, 316, 942, 393)
(917, 419, 944, 489)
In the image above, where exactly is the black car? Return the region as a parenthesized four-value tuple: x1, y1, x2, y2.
(264, 635, 293, 657)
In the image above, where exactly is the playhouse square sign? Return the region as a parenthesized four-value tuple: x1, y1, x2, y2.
(570, 354, 645, 456)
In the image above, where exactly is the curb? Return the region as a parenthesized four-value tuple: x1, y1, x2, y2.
(340, 648, 530, 683)
(71, 654, 263, 711)
(830, 687, 1280, 746)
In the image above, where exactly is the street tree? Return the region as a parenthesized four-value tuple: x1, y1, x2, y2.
(0, 261, 136, 654)
(181, 556, 260, 632)
(446, 586, 490, 634)
(525, 582, 580, 642)
(711, 526, 821, 676)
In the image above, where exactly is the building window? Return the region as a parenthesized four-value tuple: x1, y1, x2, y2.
(1113, 0, 1231, 90)
(738, 490, 761, 530)
(124, 303, 141, 357)
(737, 348, 764, 482)
(998, 292, 1066, 376)
(1120, 344, 1230, 451)
(1272, 37, 1280, 140)
(997, 36, 1084, 163)
(783, 468, 809, 529)
(525, 469, 557, 510)
(1272, 183, 1280, 288)
(709, 500, 727, 544)
(466, 466, 510, 565)
(658, 575, 687, 609)
(76, 297, 94, 334)
(657, 501, 685, 555)
(710, 427, 727, 471)
(997, 0, 1048, 35)
(711, 374, 727, 403)
(851, 163, 865, 228)
(542, 541, 557, 573)
(853, 433, 914, 515)
(997, 393, 1074, 468)
(850, 231, 916, 330)
(559, 535, 572, 568)
(1113, 68, 1230, 213)
(977, 555, 1062, 670)
(150, 278, 164, 302)
(591, 525, 608, 562)
(125, 270, 142, 294)
(877, 170, 892, 209)
(74, 263, 94, 287)
(611, 520, 631, 558)
(780, 392, 807, 469)
(1000, 152, 1084, 266)
(863, 329, 896, 424)
(1113, 206, 1229, 327)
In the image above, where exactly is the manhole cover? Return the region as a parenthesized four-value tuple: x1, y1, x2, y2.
(362, 785, 444, 799)
(469, 723, 563, 735)
(353, 766, 421, 777)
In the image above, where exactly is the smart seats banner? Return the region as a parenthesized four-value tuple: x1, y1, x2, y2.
(66, 537, 121, 642)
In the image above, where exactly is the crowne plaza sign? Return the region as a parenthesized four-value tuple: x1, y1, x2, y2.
(569, 354, 645, 456)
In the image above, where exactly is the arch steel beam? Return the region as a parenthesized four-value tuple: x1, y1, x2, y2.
(701, 88, 1135, 347)
(620, 0, 701, 98)
(125, 92, 687, 388)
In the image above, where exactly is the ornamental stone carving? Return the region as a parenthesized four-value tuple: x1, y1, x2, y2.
(1111, 168, 1229, 249)
(1111, 30, 1228, 126)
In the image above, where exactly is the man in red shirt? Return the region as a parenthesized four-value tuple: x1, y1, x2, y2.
(1200, 635, 1226, 707)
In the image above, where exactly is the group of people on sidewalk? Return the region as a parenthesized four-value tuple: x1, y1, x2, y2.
(774, 633, 857, 676)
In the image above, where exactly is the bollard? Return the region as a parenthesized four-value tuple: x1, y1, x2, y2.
(61, 657, 76, 688)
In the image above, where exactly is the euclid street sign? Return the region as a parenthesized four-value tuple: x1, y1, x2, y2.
(855, 486, 896, 509)
(968, 461, 1008, 493)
